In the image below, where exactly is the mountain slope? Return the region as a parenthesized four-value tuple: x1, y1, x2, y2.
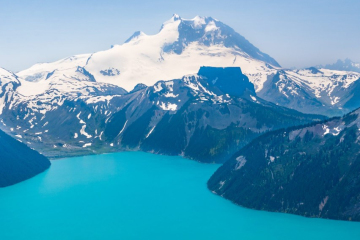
(0, 67, 20, 115)
(258, 68, 360, 116)
(0, 67, 324, 162)
(0, 128, 50, 187)
(83, 14, 280, 91)
(102, 67, 323, 163)
(208, 108, 360, 221)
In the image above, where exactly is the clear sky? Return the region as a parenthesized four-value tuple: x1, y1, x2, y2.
(1, 0, 359, 72)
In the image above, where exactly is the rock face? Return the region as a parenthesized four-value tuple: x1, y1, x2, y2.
(0, 129, 50, 187)
(208, 108, 360, 221)
(0, 67, 324, 162)
(198, 67, 255, 97)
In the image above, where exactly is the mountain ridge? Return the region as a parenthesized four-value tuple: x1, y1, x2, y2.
(0, 67, 324, 163)
(208, 107, 360, 221)
(318, 59, 360, 73)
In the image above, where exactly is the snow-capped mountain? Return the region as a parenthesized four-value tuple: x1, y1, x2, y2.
(18, 14, 279, 93)
(16, 15, 360, 116)
(258, 67, 360, 116)
(0, 66, 126, 135)
(0, 67, 323, 162)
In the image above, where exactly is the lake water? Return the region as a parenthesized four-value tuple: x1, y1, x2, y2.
(1, 152, 359, 239)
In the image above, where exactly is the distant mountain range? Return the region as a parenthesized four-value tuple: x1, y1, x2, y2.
(318, 59, 360, 73)
(208, 108, 360, 221)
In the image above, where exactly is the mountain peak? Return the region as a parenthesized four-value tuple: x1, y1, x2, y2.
(124, 15, 280, 68)
(160, 15, 280, 67)
(0, 67, 20, 83)
(172, 13, 181, 21)
(17, 14, 281, 92)
(160, 14, 182, 30)
(124, 31, 146, 43)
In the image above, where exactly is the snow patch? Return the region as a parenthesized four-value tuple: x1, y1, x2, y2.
(322, 125, 330, 136)
(159, 102, 177, 111)
(205, 21, 219, 32)
(235, 156, 247, 170)
(192, 16, 206, 28)
(219, 180, 226, 189)
(319, 196, 329, 211)
(154, 83, 163, 93)
(164, 92, 178, 98)
(117, 120, 128, 136)
(80, 125, 92, 138)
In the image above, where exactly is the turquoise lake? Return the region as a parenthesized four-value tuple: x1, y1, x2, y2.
(1, 152, 360, 239)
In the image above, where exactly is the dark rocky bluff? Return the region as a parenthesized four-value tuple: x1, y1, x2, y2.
(208, 108, 360, 221)
(0, 129, 50, 187)
(198, 67, 255, 97)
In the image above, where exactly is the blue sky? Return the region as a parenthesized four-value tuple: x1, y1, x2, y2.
(1, 0, 359, 72)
